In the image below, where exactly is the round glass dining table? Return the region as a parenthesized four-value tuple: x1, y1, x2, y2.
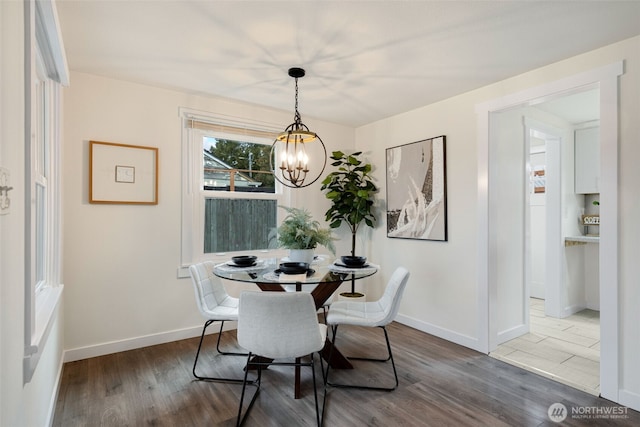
(213, 255, 378, 398)
(212, 255, 377, 297)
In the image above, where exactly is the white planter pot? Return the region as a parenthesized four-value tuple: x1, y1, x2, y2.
(339, 292, 366, 302)
(288, 248, 315, 264)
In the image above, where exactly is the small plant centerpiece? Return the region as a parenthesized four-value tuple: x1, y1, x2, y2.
(277, 206, 336, 264)
(321, 151, 378, 296)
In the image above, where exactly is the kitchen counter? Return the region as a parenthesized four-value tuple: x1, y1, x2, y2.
(565, 236, 600, 246)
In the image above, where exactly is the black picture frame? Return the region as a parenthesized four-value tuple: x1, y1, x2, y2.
(386, 135, 447, 241)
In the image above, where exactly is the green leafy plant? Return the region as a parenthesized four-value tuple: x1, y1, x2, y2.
(321, 151, 378, 256)
(276, 206, 336, 253)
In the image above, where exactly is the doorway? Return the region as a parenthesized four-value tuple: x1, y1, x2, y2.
(476, 61, 622, 402)
(490, 117, 600, 396)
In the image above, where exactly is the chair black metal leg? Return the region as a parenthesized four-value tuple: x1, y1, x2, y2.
(317, 349, 328, 426)
(237, 353, 261, 427)
(236, 353, 323, 427)
(325, 325, 399, 391)
(193, 320, 247, 383)
(215, 320, 247, 356)
(310, 353, 321, 427)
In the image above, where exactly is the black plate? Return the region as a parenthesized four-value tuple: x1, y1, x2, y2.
(274, 268, 315, 277)
(227, 261, 257, 268)
(334, 262, 370, 269)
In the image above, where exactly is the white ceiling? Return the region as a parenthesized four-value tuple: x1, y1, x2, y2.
(56, 1, 640, 127)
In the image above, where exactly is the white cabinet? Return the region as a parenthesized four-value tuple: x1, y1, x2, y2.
(574, 127, 599, 194)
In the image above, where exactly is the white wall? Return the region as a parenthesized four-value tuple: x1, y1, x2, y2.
(491, 108, 528, 340)
(358, 97, 481, 346)
(62, 72, 354, 360)
(357, 36, 640, 409)
(529, 148, 546, 299)
(584, 243, 600, 310)
(1, 2, 65, 426)
(582, 193, 600, 310)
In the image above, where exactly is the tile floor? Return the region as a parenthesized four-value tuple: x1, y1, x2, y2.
(490, 298, 600, 396)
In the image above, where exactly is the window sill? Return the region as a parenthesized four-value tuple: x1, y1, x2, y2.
(24, 284, 64, 383)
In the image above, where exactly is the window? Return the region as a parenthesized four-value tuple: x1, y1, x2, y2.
(23, 0, 67, 383)
(201, 137, 277, 252)
(180, 109, 289, 270)
(204, 197, 277, 253)
(203, 136, 275, 192)
(34, 55, 49, 292)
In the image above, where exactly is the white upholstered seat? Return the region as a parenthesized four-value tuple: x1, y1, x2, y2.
(325, 266, 410, 391)
(189, 261, 246, 382)
(236, 291, 327, 426)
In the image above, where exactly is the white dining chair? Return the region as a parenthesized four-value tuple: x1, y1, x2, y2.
(236, 291, 327, 426)
(189, 261, 247, 383)
(324, 266, 410, 391)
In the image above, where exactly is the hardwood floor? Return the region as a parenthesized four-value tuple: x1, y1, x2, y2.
(53, 321, 639, 426)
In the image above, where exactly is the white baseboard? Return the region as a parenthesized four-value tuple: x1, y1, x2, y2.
(63, 321, 237, 363)
(64, 314, 482, 363)
(47, 355, 65, 427)
(619, 389, 640, 413)
(562, 303, 587, 317)
(497, 323, 529, 346)
(394, 313, 482, 353)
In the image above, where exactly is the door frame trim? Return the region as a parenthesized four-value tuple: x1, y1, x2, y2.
(476, 61, 622, 401)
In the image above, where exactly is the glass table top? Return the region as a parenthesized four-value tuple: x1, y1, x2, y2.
(212, 255, 378, 285)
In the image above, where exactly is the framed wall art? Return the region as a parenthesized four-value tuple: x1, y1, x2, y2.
(89, 140, 158, 204)
(386, 135, 447, 241)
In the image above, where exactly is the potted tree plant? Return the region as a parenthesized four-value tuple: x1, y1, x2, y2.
(277, 206, 336, 264)
(321, 151, 378, 297)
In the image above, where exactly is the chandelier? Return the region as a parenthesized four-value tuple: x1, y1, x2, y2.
(270, 67, 327, 188)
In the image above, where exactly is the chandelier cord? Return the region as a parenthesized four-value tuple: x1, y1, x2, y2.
(293, 77, 302, 125)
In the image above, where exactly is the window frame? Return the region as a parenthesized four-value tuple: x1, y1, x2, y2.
(179, 108, 291, 277)
(23, 0, 67, 383)
(34, 50, 49, 293)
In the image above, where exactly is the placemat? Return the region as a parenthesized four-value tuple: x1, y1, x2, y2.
(328, 262, 379, 274)
(214, 259, 268, 273)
